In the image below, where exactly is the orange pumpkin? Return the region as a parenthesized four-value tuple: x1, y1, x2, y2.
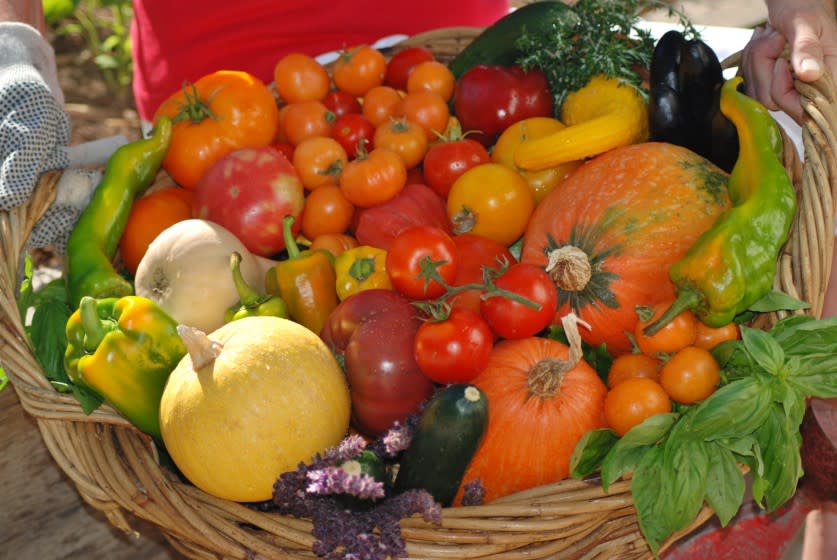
(521, 142, 731, 355)
(455, 332, 607, 504)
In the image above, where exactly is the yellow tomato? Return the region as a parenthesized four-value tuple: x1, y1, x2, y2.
(446, 163, 535, 246)
(492, 117, 582, 203)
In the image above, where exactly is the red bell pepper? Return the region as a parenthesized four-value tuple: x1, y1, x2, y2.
(452, 64, 553, 146)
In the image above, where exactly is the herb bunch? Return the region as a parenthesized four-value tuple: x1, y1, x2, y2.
(516, 0, 697, 111)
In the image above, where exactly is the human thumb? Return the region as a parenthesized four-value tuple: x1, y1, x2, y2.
(790, 24, 825, 81)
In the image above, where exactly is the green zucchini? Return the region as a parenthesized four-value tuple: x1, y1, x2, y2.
(393, 384, 488, 506)
(448, 1, 572, 78)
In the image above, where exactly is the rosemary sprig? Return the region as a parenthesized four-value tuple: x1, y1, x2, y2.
(516, 0, 698, 112)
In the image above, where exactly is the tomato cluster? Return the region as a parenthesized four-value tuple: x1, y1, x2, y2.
(602, 301, 740, 436)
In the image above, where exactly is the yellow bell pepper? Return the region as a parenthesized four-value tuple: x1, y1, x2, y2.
(334, 245, 392, 300)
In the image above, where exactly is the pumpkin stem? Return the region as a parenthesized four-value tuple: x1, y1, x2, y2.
(545, 246, 592, 291)
(177, 325, 224, 370)
(528, 314, 591, 398)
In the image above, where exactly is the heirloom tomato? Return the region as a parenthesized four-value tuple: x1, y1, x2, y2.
(154, 70, 279, 189)
(386, 225, 457, 300)
(480, 263, 557, 339)
(339, 148, 406, 207)
(414, 308, 494, 384)
(331, 113, 375, 159)
(447, 163, 535, 246)
(292, 136, 347, 190)
(333, 45, 387, 97)
(193, 146, 304, 257)
(385, 46, 434, 91)
(310, 233, 358, 257)
(321, 289, 434, 436)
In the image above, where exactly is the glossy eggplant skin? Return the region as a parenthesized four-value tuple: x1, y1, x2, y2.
(649, 30, 739, 172)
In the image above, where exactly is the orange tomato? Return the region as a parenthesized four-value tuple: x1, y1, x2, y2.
(634, 302, 698, 356)
(446, 163, 535, 246)
(119, 187, 194, 275)
(301, 185, 355, 239)
(333, 45, 387, 97)
(339, 148, 407, 207)
(607, 353, 662, 389)
(694, 321, 740, 350)
(154, 70, 279, 189)
(362, 86, 402, 128)
(283, 100, 335, 146)
(273, 53, 330, 103)
(292, 136, 347, 190)
(396, 90, 450, 141)
(604, 377, 672, 437)
(406, 61, 455, 101)
(373, 118, 428, 169)
(659, 346, 721, 404)
(309, 232, 359, 257)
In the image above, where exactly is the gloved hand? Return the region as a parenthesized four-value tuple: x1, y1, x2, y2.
(0, 21, 109, 254)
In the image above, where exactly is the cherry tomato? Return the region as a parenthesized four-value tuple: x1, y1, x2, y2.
(694, 321, 740, 350)
(386, 225, 458, 300)
(373, 118, 428, 169)
(301, 184, 355, 239)
(333, 45, 387, 97)
(449, 233, 515, 315)
(406, 60, 456, 102)
(396, 90, 450, 141)
(282, 100, 335, 146)
(447, 163, 535, 246)
(322, 90, 362, 117)
(273, 53, 330, 103)
(331, 113, 375, 159)
(292, 136, 347, 190)
(659, 346, 721, 404)
(339, 148, 407, 207)
(310, 232, 359, 257)
(634, 302, 698, 356)
(362, 85, 402, 128)
(604, 377, 672, 437)
(385, 46, 434, 91)
(480, 263, 558, 339)
(414, 308, 494, 383)
(607, 353, 662, 389)
(423, 135, 490, 199)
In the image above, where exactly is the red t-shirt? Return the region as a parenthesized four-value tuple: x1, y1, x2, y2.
(131, 0, 509, 119)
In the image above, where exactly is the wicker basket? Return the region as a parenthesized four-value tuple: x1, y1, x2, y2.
(2, 26, 837, 560)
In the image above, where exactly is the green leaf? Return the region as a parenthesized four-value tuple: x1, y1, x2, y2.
(631, 444, 670, 556)
(17, 255, 35, 321)
(42, 0, 79, 24)
(28, 299, 72, 385)
(662, 439, 709, 533)
(602, 412, 678, 489)
(754, 404, 802, 511)
(740, 326, 785, 376)
(704, 442, 746, 526)
(94, 54, 118, 70)
(685, 377, 771, 441)
(0, 366, 8, 393)
(747, 290, 810, 313)
(52, 382, 104, 415)
(570, 429, 619, 478)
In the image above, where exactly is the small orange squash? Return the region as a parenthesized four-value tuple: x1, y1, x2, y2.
(521, 142, 731, 355)
(455, 317, 607, 504)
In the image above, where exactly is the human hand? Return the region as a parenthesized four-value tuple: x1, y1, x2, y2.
(741, 0, 837, 123)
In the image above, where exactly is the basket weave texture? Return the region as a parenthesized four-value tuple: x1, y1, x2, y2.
(2, 27, 837, 560)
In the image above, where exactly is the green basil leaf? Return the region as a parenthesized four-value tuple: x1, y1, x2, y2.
(28, 299, 72, 385)
(747, 290, 810, 313)
(755, 404, 802, 511)
(788, 366, 837, 399)
(740, 326, 785, 376)
(662, 439, 709, 532)
(601, 412, 678, 489)
(570, 429, 618, 478)
(685, 378, 771, 441)
(704, 442, 745, 526)
(632, 444, 670, 556)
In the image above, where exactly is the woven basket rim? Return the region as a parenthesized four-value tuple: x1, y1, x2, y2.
(2, 25, 836, 560)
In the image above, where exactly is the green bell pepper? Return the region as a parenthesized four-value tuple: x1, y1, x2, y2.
(64, 295, 186, 439)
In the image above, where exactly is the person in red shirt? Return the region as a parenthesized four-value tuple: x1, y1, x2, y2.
(131, 0, 510, 120)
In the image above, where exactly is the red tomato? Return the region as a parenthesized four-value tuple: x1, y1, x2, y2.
(331, 113, 375, 159)
(193, 146, 305, 256)
(414, 308, 494, 383)
(385, 46, 435, 91)
(449, 233, 515, 315)
(481, 263, 558, 339)
(322, 90, 362, 117)
(386, 225, 458, 300)
(353, 183, 451, 250)
(423, 137, 491, 199)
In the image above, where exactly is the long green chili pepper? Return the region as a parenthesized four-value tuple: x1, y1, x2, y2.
(645, 76, 796, 334)
(65, 117, 172, 309)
